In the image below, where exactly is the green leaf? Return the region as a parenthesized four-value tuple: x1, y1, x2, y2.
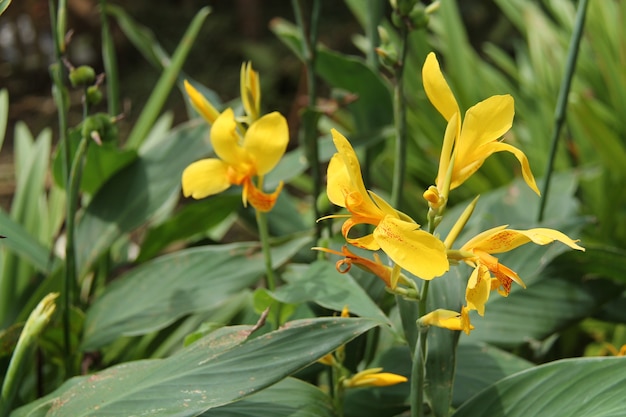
(136, 194, 241, 262)
(273, 261, 391, 325)
(75, 120, 211, 278)
(452, 357, 626, 417)
(0, 89, 7, 149)
(14, 318, 377, 417)
(0, 0, 10, 16)
(82, 236, 311, 350)
(453, 341, 533, 407)
(0, 210, 54, 274)
(202, 377, 337, 417)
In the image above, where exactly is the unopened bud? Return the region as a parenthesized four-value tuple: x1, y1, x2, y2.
(69, 65, 96, 87)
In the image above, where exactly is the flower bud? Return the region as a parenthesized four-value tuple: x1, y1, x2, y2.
(86, 85, 103, 106)
(69, 65, 96, 87)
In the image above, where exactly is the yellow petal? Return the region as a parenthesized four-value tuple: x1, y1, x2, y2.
(243, 178, 283, 212)
(457, 95, 514, 154)
(342, 218, 380, 250)
(182, 159, 231, 199)
(240, 62, 260, 122)
(373, 216, 449, 279)
(419, 308, 475, 334)
(422, 52, 460, 122)
(211, 108, 251, 167)
(436, 112, 460, 192)
(460, 225, 510, 252)
(466, 265, 491, 316)
(331, 129, 370, 200)
(368, 191, 400, 219)
(483, 141, 540, 195)
(514, 228, 585, 251)
(243, 111, 289, 175)
(345, 368, 408, 388)
(326, 153, 350, 208)
(184, 80, 220, 125)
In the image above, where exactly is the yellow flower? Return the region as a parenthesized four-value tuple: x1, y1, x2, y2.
(419, 307, 474, 335)
(343, 367, 408, 388)
(182, 108, 288, 212)
(422, 52, 540, 202)
(323, 129, 449, 280)
(459, 226, 585, 303)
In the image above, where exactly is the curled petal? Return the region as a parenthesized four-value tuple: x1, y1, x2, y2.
(182, 159, 231, 199)
(243, 178, 283, 212)
(373, 216, 449, 280)
(515, 228, 585, 250)
(465, 226, 583, 254)
(422, 52, 460, 122)
(244, 111, 289, 175)
(184, 80, 220, 125)
(480, 141, 540, 196)
(342, 218, 380, 250)
(466, 265, 491, 316)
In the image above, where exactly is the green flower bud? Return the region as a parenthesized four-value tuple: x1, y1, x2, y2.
(69, 65, 96, 87)
(81, 113, 118, 145)
(409, 4, 429, 29)
(86, 85, 103, 106)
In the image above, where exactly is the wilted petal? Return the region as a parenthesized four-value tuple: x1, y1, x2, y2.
(182, 158, 231, 199)
(244, 111, 289, 175)
(374, 216, 449, 280)
(422, 52, 460, 122)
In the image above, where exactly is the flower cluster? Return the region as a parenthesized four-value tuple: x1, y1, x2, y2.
(181, 63, 288, 212)
(320, 53, 584, 333)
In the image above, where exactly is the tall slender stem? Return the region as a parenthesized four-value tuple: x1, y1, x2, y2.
(537, 0, 589, 222)
(100, 0, 121, 116)
(255, 210, 276, 292)
(410, 326, 428, 417)
(390, 25, 409, 209)
(292, 0, 322, 237)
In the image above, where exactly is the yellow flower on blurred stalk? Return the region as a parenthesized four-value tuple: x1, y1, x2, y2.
(240, 61, 261, 123)
(458, 226, 585, 307)
(183, 80, 220, 125)
(343, 367, 408, 388)
(182, 108, 288, 212)
(422, 52, 540, 206)
(419, 307, 474, 335)
(322, 129, 449, 280)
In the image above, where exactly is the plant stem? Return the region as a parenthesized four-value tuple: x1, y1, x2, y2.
(292, 0, 322, 237)
(390, 25, 409, 209)
(537, 0, 589, 222)
(410, 326, 428, 417)
(255, 210, 276, 292)
(100, 0, 121, 116)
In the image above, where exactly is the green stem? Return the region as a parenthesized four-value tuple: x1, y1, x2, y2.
(410, 326, 428, 417)
(390, 25, 409, 209)
(292, 0, 322, 237)
(100, 0, 121, 116)
(537, 0, 589, 222)
(255, 210, 276, 292)
(63, 132, 90, 376)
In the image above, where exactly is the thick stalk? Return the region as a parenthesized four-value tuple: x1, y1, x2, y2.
(390, 25, 409, 209)
(410, 326, 428, 417)
(537, 0, 589, 222)
(292, 0, 322, 236)
(100, 0, 121, 116)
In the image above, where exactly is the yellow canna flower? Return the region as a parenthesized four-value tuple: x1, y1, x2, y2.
(459, 226, 585, 300)
(419, 306, 474, 335)
(343, 367, 408, 388)
(182, 108, 288, 212)
(322, 129, 449, 280)
(422, 52, 540, 203)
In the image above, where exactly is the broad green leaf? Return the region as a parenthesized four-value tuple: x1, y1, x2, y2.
(274, 261, 391, 326)
(203, 377, 336, 417)
(452, 357, 626, 417)
(14, 318, 377, 417)
(453, 341, 533, 407)
(136, 194, 241, 262)
(75, 120, 210, 278)
(0, 210, 53, 273)
(82, 236, 311, 350)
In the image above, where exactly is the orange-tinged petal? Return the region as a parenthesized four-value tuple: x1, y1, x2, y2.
(243, 177, 283, 212)
(182, 158, 231, 199)
(464, 226, 584, 254)
(466, 264, 491, 316)
(460, 225, 510, 252)
(373, 216, 449, 280)
(184, 80, 220, 125)
(211, 108, 251, 167)
(342, 218, 380, 250)
(243, 111, 289, 175)
(475, 250, 525, 291)
(422, 52, 460, 122)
